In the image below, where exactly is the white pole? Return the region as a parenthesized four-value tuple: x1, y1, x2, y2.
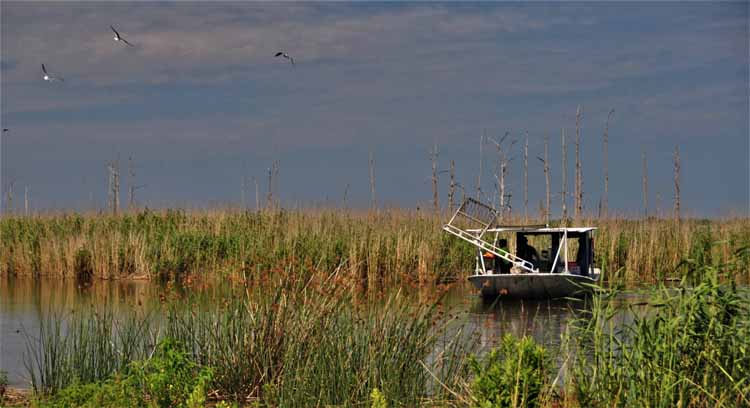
(564, 230, 569, 274)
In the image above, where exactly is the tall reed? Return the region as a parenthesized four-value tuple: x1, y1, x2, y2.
(2, 210, 748, 288)
(563, 246, 750, 407)
(24, 273, 472, 405)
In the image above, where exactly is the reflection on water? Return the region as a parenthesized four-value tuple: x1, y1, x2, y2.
(0, 276, 164, 388)
(470, 297, 589, 351)
(439, 286, 595, 357)
(1, 276, 635, 389)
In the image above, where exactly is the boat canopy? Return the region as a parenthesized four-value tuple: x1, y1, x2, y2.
(471, 226, 597, 234)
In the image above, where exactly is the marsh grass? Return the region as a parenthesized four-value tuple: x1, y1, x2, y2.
(24, 273, 473, 406)
(563, 246, 750, 407)
(23, 309, 156, 395)
(1, 210, 747, 289)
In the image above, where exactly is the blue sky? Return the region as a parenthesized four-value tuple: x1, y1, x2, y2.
(1, 2, 748, 216)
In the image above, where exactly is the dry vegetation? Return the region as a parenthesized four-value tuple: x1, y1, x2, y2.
(1, 209, 748, 288)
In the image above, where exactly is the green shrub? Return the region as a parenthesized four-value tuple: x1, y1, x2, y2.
(37, 338, 212, 408)
(469, 334, 549, 408)
(370, 388, 387, 408)
(35, 377, 143, 408)
(129, 338, 213, 408)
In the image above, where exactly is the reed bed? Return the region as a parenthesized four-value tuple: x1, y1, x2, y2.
(24, 273, 472, 406)
(562, 248, 750, 408)
(19, 241, 750, 407)
(1, 209, 748, 288)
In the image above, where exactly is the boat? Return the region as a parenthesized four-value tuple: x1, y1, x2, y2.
(443, 198, 601, 298)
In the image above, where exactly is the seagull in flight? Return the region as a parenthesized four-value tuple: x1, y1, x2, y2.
(274, 51, 295, 65)
(110, 25, 134, 47)
(41, 64, 64, 82)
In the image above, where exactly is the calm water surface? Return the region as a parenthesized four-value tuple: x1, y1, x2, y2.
(0, 276, 641, 388)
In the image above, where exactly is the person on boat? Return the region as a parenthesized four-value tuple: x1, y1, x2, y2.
(517, 235, 540, 267)
(497, 239, 512, 274)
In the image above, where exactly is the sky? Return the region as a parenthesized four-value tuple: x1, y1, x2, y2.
(1, 1, 748, 217)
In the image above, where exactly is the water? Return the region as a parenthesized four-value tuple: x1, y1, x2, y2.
(0, 276, 637, 389)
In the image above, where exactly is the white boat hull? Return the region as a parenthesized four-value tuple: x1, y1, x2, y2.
(468, 271, 600, 298)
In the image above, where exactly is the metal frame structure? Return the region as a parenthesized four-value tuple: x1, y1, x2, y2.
(443, 198, 539, 273)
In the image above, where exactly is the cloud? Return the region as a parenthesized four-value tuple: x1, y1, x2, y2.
(1, 3, 555, 86)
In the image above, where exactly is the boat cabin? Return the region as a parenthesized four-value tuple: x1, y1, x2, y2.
(443, 198, 601, 298)
(475, 227, 597, 276)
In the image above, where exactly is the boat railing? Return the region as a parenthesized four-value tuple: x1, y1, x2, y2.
(444, 198, 538, 273)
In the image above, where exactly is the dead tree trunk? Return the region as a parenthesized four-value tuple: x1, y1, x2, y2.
(523, 133, 529, 222)
(266, 165, 273, 209)
(561, 128, 568, 222)
(448, 159, 456, 213)
(642, 149, 648, 217)
(543, 135, 550, 223)
(273, 161, 280, 208)
(253, 176, 259, 210)
(674, 146, 681, 221)
(108, 159, 120, 216)
(128, 157, 136, 210)
(241, 177, 246, 209)
(431, 144, 439, 213)
(603, 108, 614, 217)
(477, 131, 484, 201)
(6, 182, 13, 214)
(7, 182, 13, 214)
(493, 143, 508, 217)
(369, 151, 376, 209)
(574, 105, 583, 219)
(24, 186, 29, 216)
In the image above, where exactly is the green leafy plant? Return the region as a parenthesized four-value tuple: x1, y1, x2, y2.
(370, 388, 387, 408)
(129, 338, 213, 408)
(37, 338, 212, 408)
(34, 376, 143, 408)
(469, 334, 549, 408)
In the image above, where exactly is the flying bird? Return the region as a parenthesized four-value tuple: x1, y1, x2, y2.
(274, 51, 294, 65)
(2, 129, 8, 132)
(41, 64, 64, 82)
(110, 25, 134, 47)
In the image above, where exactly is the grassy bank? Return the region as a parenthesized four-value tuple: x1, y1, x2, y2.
(1, 209, 748, 288)
(22, 275, 471, 407)
(17, 242, 750, 407)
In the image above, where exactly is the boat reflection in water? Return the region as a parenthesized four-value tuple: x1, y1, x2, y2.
(469, 296, 592, 351)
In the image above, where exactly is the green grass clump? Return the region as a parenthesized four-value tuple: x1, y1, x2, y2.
(468, 334, 550, 408)
(566, 247, 750, 407)
(24, 275, 471, 406)
(35, 338, 212, 408)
